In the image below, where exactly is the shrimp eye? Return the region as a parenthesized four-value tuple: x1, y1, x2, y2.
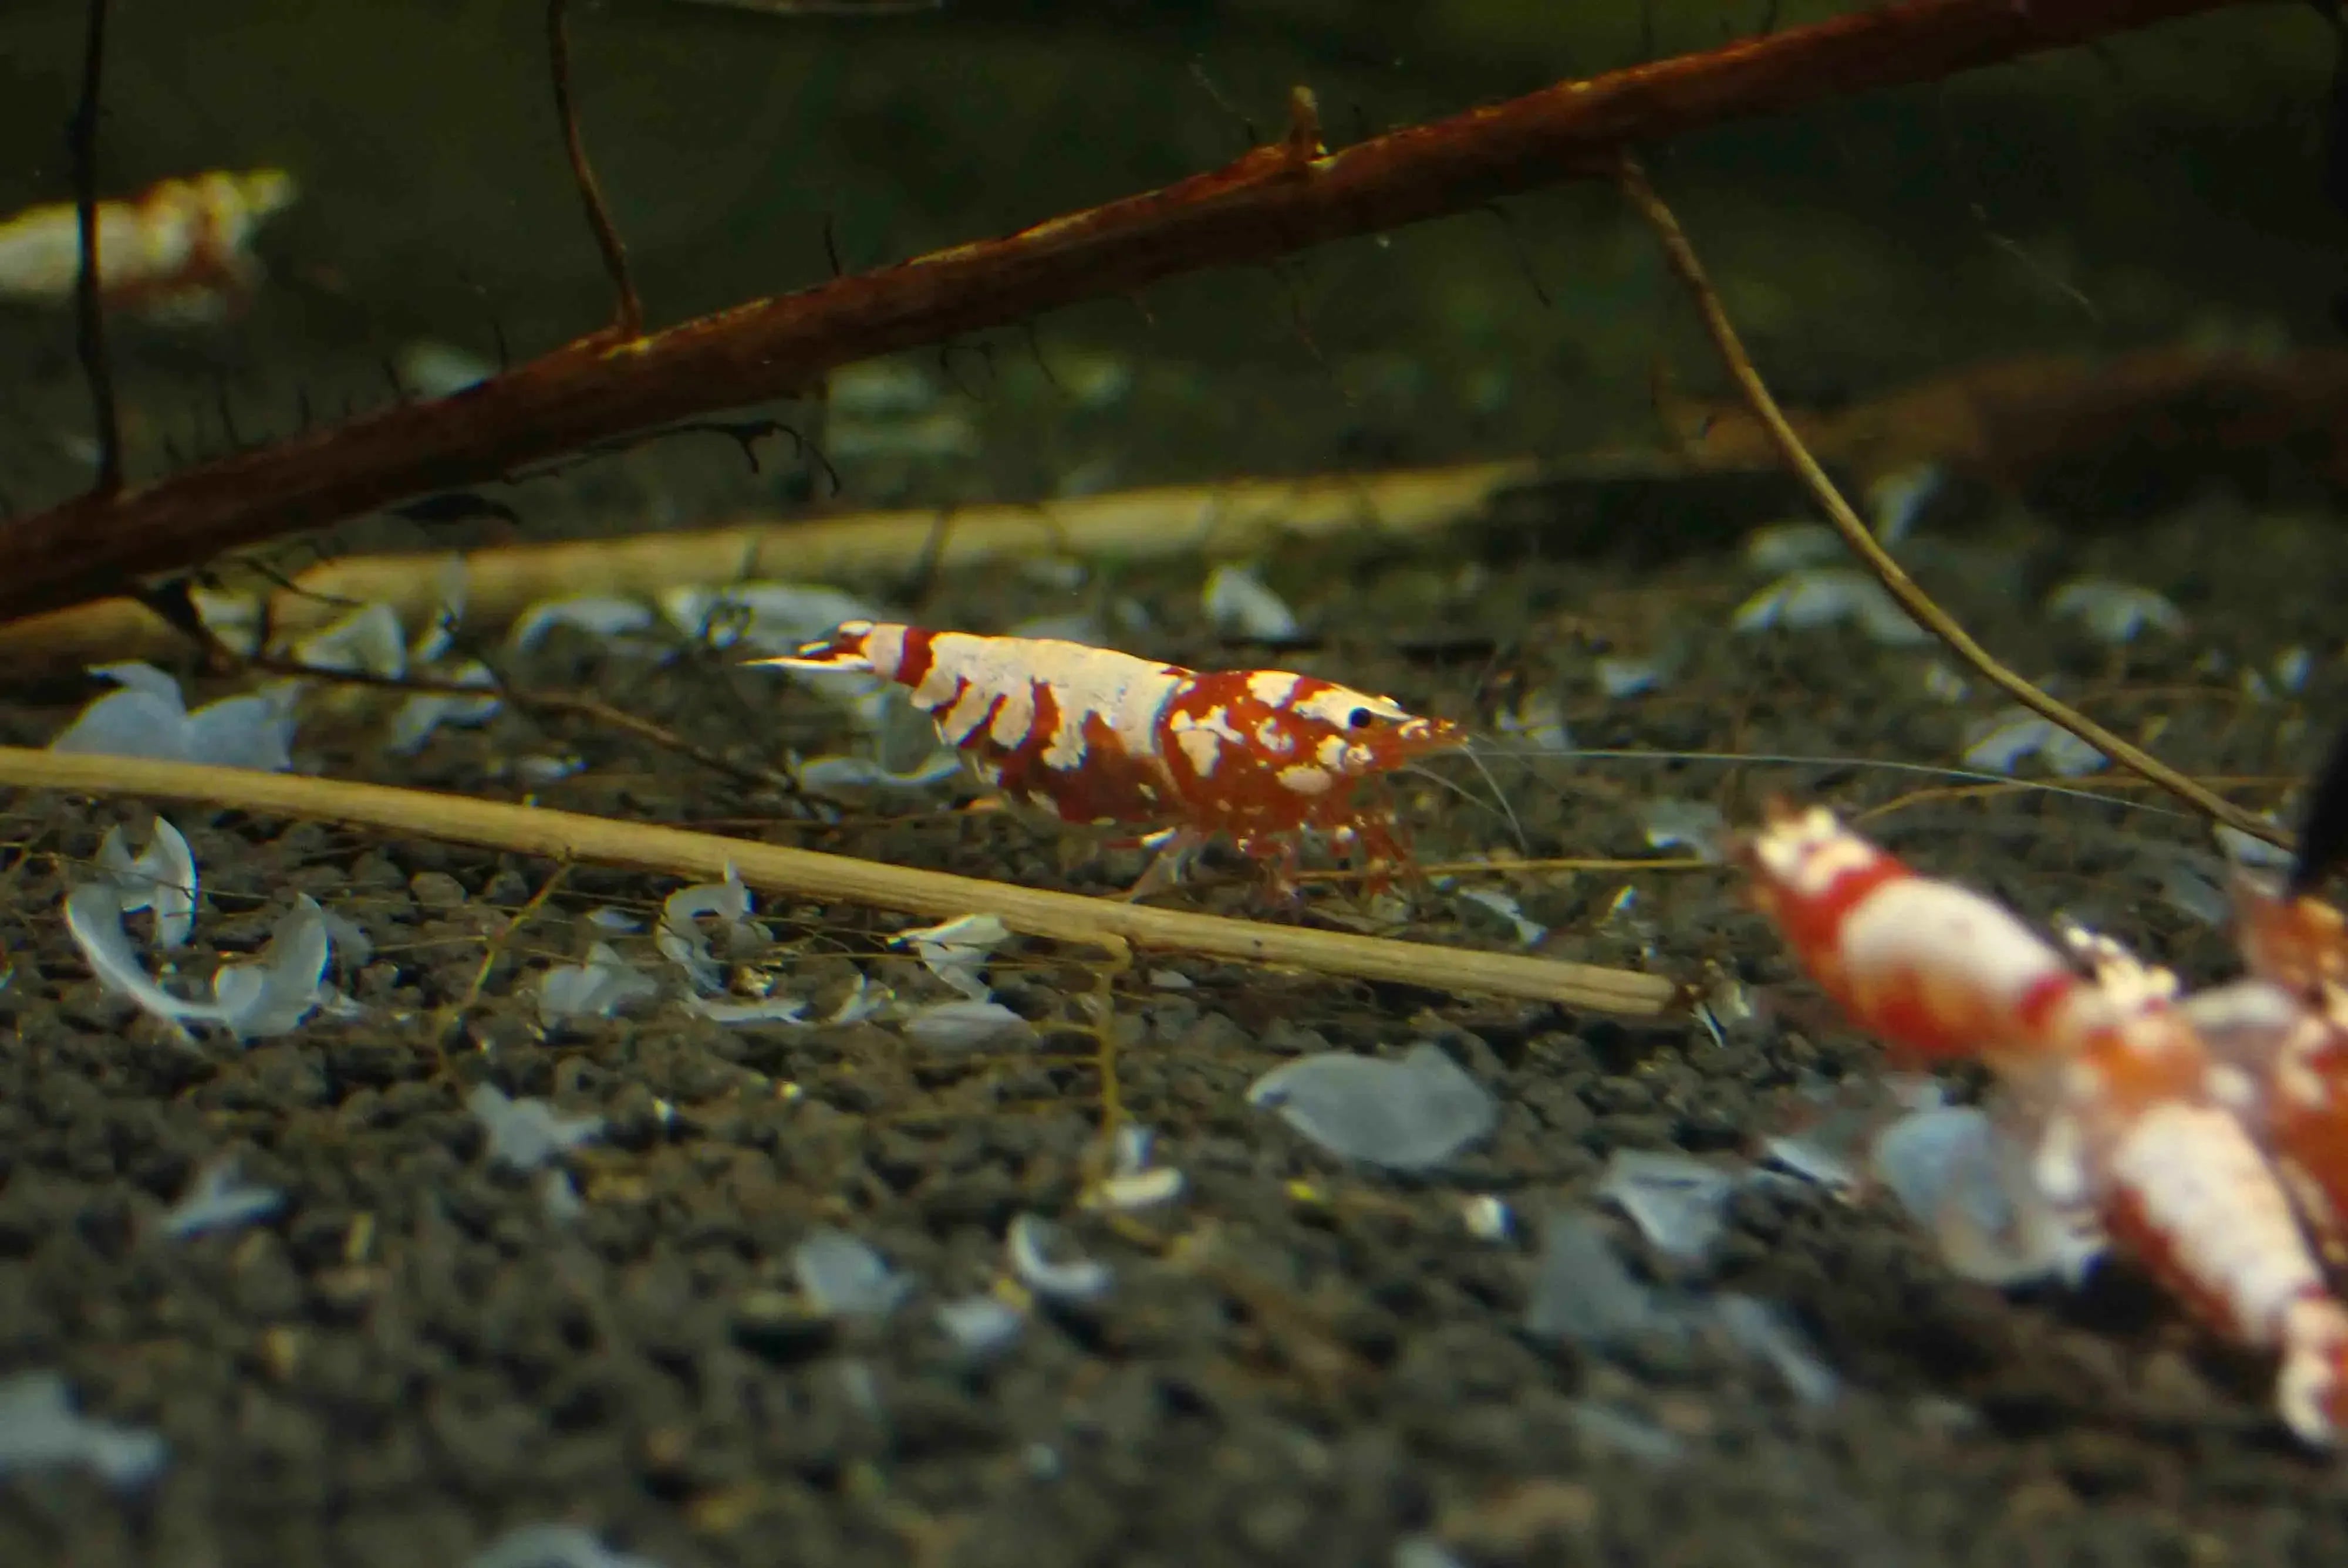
(1347, 707, 1377, 729)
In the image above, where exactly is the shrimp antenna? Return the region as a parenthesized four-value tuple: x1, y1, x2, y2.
(1398, 752, 1529, 854)
(1466, 742, 2193, 820)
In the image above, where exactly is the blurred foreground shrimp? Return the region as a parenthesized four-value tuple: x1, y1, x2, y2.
(1738, 797, 2348, 1448)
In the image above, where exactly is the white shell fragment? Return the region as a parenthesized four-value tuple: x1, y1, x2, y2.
(1495, 691, 1573, 754)
(794, 1229, 913, 1318)
(902, 999, 1035, 1050)
(2155, 859, 2229, 927)
(50, 663, 297, 771)
(657, 868, 761, 993)
(1641, 799, 1728, 861)
(1712, 1295, 1840, 1407)
(1594, 656, 1668, 699)
(1867, 462, 1942, 546)
(891, 913, 1014, 1002)
(1759, 1126, 1864, 1194)
(161, 1158, 286, 1241)
(1007, 1214, 1112, 1303)
(387, 660, 502, 754)
(1730, 570, 1928, 646)
(687, 995, 812, 1026)
(1456, 887, 1546, 947)
(829, 359, 939, 417)
(409, 556, 470, 665)
(289, 601, 409, 680)
(1870, 1106, 2104, 1287)
(188, 589, 263, 658)
(319, 910, 373, 971)
(1567, 1401, 1687, 1465)
(1597, 1149, 1739, 1264)
(394, 339, 494, 400)
(1080, 1123, 1187, 1212)
(537, 944, 660, 1030)
(2046, 579, 2185, 644)
(1742, 521, 1845, 574)
(512, 754, 586, 786)
(1246, 1043, 1497, 1171)
(1921, 662, 1971, 703)
(1959, 709, 2108, 777)
(660, 582, 882, 654)
(508, 596, 661, 654)
(66, 885, 336, 1043)
(797, 751, 966, 794)
(826, 408, 979, 461)
(936, 1295, 1025, 1364)
(541, 1169, 585, 1224)
(468, 1084, 603, 1172)
(66, 884, 219, 1039)
(208, 898, 335, 1038)
(1202, 563, 1303, 640)
(2275, 646, 2314, 694)
(2215, 820, 2295, 871)
(466, 1523, 664, 1568)
(1524, 1212, 1675, 1347)
(825, 975, 890, 1026)
(0, 1371, 168, 1491)
(95, 818, 197, 948)
(1392, 1538, 1472, 1568)
(1460, 1194, 1513, 1242)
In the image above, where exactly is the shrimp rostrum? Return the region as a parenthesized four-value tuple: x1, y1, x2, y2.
(758, 619, 1466, 898)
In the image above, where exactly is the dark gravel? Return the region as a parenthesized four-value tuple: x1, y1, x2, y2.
(2, 497, 2346, 1568)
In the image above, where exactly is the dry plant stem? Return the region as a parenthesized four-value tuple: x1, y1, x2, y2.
(3, 461, 1541, 671)
(68, 0, 120, 496)
(1078, 934, 1133, 1171)
(438, 859, 572, 1043)
(0, 748, 1674, 1013)
(0, 0, 2258, 626)
(1617, 156, 2289, 853)
(547, 0, 642, 338)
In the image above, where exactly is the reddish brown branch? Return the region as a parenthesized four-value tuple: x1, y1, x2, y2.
(68, 0, 121, 496)
(0, 0, 2261, 628)
(548, 0, 641, 338)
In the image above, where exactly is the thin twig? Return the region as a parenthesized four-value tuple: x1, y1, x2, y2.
(246, 654, 801, 794)
(67, 0, 121, 495)
(436, 859, 572, 1043)
(548, 0, 642, 338)
(0, 748, 1678, 1014)
(1616, 153, 2289, 853)
(0, 0, 2259, 624)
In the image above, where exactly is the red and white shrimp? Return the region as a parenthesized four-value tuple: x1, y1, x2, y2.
(0, 169, 297, 321)
(757, 619, 1466, 895)
(1739, 801, 2348, 1447)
